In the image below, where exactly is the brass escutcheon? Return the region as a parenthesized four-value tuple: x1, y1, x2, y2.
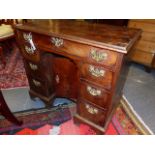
(25, 46, 35, 54)
(32, 79, 41, 87)
(89, 65, 105, 77)
(85, 104, 98, 114)
(29, 63, 38, 70)
(90, 49, 108, 62)
(51, 37, 63, 47)
(87, 85, 101, 96)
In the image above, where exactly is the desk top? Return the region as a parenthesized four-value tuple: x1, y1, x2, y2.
(15, 20, 141, 53)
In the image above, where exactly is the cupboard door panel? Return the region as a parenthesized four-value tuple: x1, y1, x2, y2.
(52, 56, 79, 99)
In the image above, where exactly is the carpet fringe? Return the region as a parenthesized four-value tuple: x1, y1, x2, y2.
(1, 86, 29, 91)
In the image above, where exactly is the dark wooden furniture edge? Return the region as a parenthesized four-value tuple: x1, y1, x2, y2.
(15, 22, 141, 54)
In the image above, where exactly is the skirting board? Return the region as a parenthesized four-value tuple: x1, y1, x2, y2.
(121, 95, 154, 135)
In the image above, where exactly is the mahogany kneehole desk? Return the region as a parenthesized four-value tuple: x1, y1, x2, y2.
(15, 20, 141, 134)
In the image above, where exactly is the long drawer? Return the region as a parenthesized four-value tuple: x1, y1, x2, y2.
(31, 33, 118, 68)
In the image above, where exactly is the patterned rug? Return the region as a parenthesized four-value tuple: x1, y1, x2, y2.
(0, 49, 28, 90)
(0, 103, 143, 135)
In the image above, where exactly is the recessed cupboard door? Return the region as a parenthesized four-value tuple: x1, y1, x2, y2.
(52, 56, 79, 100)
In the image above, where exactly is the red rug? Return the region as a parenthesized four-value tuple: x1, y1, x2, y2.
(0, 50, 28, 90)
(0, 103, 143, 135)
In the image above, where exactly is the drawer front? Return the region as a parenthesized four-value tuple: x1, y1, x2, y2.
(24, 60, 45, 79)
(20, 42, 40, 62)
(27, 76, 49, 97)
(24, 60, 41, 77)
(77, 101, 107, 126)
(80, 63, 113, 89)
(17, 31, 40, 62)
(17, 30, 36, 45)
(79, 81, 110, 109)
(33, 34, 118, 67)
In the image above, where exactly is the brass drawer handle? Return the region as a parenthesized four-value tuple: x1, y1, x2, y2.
(32, 79, 41, 87)
(51, 37, 63, 47)
(29, 63, 38, 70)
(89, 65, 105, 77)
(85, 104, 98, 114)
(25, 46, 35, 54)
(23, 32, 36, 50)
(87, 86, 101, 96)
(90, 49, 108, 62)
(23, 32, 32, 41)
